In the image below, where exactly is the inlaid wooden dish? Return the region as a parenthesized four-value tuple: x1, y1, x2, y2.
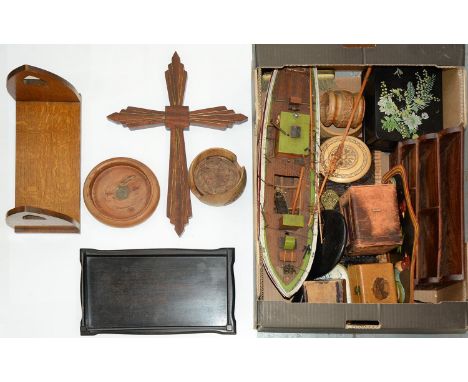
(189, 148, 246, 206)
(320, 136, 372, 183)
(83, 157, 159, 227)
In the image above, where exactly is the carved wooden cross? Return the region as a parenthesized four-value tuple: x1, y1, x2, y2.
(108, 52, 247, 236)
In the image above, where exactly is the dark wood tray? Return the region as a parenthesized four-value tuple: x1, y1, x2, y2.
(80, 248, 236, 335)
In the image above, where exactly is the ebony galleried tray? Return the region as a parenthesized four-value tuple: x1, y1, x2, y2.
(80, 248, 236, 335)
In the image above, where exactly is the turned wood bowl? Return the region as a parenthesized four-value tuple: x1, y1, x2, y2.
(320, 90, 365, 138)
(83, 157, 160, 227)
(320, 90, 365, 128)
(189, 148, 246, 206)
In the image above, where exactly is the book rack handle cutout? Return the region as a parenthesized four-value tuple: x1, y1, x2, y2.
(6, 65, 81, 233)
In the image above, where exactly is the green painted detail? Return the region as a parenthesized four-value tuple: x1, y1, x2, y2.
(283, 236, 296, 250)
(280, 214, 304, 229)
(277, 112, 310, 156)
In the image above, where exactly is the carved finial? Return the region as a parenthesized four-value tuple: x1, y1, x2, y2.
(165, 52, 187, 106)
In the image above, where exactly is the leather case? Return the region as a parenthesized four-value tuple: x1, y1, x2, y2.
(340, 184, 402, 255)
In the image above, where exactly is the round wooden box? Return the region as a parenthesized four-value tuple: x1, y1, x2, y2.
(83, 157, 160, 227)
(189, 148, 246, 206)
(320, 90, 365, 138)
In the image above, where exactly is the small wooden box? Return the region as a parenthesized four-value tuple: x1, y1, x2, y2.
(348, 263, 398, 303)
(303, 280, 347, 303)
(340, 184, 402, 255)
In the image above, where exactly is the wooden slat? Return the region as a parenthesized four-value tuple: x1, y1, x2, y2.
(107, 107, 165, 128)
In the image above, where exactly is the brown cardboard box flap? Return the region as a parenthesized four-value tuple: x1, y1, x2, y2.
(254, 45, 465, 68)
(257, 301, 468, 333)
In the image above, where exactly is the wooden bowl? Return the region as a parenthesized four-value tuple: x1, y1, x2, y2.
(320, 90, 365, 128)
(83, 157, 159, 227)
(320, 90, 364, 138)
(189, 148, 246, 206)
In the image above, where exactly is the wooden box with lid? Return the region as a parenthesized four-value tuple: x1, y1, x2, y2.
(348, 263, 398, 304)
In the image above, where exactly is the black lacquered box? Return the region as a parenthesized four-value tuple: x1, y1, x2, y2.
(364, 66, 443, 152)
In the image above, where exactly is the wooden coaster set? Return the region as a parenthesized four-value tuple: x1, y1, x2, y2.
(189, 148, 246, 206)
(257, 64, 461, 306)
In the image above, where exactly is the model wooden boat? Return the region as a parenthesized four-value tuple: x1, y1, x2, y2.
(257, 68, 320, 298)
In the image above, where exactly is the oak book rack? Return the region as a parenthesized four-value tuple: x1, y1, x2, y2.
(6, 65, 81, 233)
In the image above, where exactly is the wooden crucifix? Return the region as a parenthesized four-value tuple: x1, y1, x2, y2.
(108, 52, 247, 236)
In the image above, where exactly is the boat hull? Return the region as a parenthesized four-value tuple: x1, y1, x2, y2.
(257, 68, 320, 298)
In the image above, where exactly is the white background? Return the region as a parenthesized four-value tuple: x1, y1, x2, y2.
(0, 45, 254, 337)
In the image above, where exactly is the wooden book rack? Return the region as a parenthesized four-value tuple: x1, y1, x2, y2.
(6, 65, 81, 233)
(390, 127, 464, 284)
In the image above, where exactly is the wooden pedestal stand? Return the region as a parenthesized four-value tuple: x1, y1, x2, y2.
(6, 65, 81, 233)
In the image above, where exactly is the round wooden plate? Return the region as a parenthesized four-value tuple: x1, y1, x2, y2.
(189, 148, 246, 206)
(320, 136, 371, 183)
(84, 157, 159, 227)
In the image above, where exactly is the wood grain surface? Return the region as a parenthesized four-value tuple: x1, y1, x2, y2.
(392, 127, 464, 284)
(6, 65, 81, 233)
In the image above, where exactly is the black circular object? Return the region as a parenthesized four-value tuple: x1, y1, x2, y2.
(308, 209, 347, 279)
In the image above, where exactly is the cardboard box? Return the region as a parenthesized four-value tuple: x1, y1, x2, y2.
(253, 44, 468, 333)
